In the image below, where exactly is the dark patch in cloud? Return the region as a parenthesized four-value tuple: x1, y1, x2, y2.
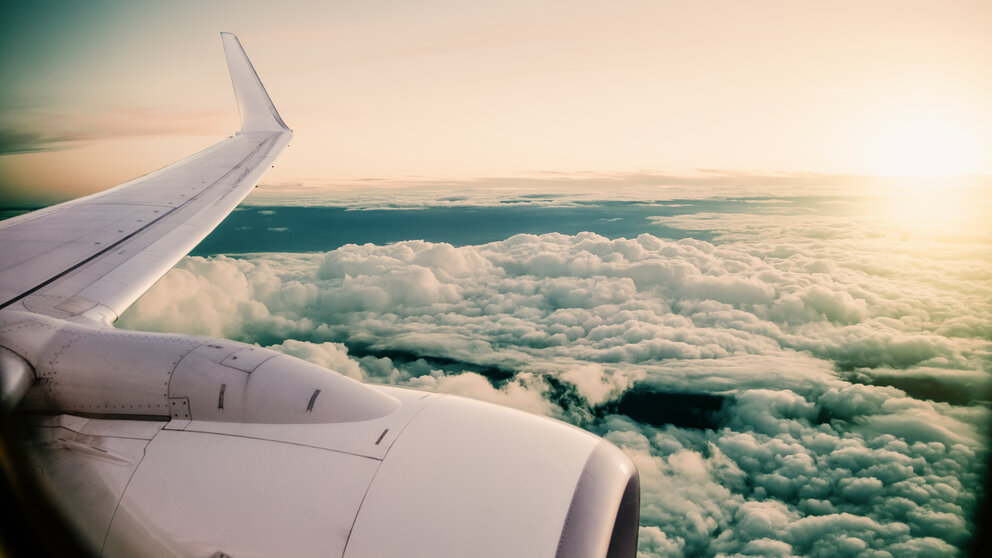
(611, 388, 729, 429)
(846, 368, 992, 405)
(542, 375, 590, 419)
(344, 342, 516, 382)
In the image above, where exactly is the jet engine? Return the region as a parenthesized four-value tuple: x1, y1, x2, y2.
(1, 310, 639, 557)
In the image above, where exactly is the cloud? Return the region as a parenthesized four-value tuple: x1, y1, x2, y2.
(559, 363, 638, 406)
(408, 370, 553, 416)
(119, 225, 991, 556)
(267, 340, 366, 381)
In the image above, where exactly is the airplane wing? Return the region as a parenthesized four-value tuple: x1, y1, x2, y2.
(0, 34, 639, 558)
(0, 33, 292, 324)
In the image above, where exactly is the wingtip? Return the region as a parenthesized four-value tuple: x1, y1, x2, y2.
(221, 33, 291, 133)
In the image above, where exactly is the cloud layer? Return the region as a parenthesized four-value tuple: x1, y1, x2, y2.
(120, 214, 991, 556)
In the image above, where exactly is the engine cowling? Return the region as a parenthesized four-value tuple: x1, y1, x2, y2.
(2, 311, 639, 557)
(2, 311, 398, 424)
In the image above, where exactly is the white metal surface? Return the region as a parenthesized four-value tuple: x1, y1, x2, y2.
(344, 395, 600, 558)
(178, 385, 437, 459)
(27, 416, 164, 553)
(2, 310, 401, 427)
(22, 391, 637, 558)
(103, 430, 378, 558)
(222, 32, 291, 133)
(168, 346, 401, 424)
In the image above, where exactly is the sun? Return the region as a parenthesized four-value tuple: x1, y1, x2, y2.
(872, 117, 979, 178)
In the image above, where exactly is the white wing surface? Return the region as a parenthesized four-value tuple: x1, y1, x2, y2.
(0, 33, 291, 324)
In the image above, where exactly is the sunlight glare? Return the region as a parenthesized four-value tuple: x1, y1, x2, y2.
(873, 118, 979, 178)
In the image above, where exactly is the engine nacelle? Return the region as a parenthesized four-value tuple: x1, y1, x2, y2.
(1, 311, 397, 423)
(3, 311, 640, 557)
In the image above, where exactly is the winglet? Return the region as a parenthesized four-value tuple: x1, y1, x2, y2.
(221, 32, 291, 133)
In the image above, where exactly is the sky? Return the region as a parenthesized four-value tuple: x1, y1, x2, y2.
(3, 2, 992, 557)
(1, 0, 992, 203)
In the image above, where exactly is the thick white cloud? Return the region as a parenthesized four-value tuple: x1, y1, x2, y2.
(407, 370, 553, 416)
(119, 221, 991, 557)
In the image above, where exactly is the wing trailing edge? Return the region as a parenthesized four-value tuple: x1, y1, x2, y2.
(221, 32, 292, 133)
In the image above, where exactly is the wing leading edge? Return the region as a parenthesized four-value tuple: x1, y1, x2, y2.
(0, 33, 292, 324)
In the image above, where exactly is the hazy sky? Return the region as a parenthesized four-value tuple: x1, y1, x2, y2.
(1, 0, 991, 201)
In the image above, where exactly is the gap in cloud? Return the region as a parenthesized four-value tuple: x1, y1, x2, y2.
(841, 368, 992, 406)
(608, 388, 731, 430)
(190, 202, 707, 254)
(188, 196, 852, 256)
(343, 342, 517, 383)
